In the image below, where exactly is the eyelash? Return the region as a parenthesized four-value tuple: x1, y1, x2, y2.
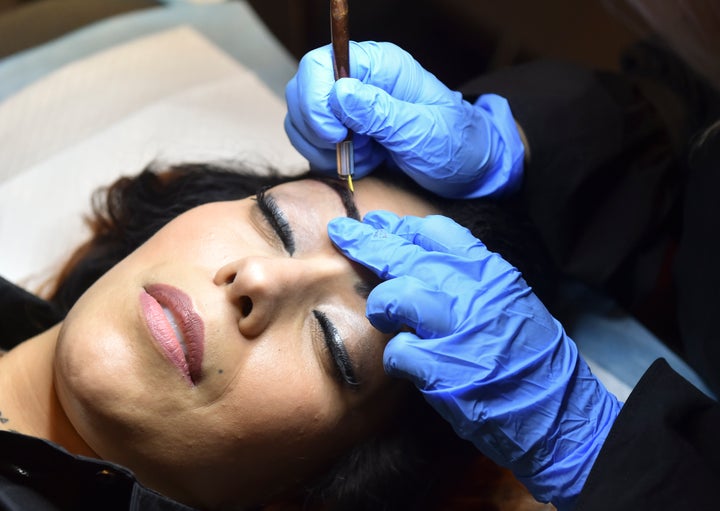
(313, 310, 360, 390)
(255, 187, 295, 255)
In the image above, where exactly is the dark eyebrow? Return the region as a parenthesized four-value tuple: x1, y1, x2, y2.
(313, 310, 360, 389)
(312, 177, 361, 220)
(354, 280, 374, 300)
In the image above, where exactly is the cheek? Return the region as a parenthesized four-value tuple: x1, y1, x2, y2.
(217, 344, 341, 435)
(135, 204, 261, 270)
(53, 312, 172, 458)
(132, 231, 226, 272)
(217, 332, 400, 453)
(196, 337, 373, 477)
(54, 283, 138, 410)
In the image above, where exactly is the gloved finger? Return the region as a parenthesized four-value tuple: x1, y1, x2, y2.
(384, 328, 510, 391)
(366, 275, 457, 336)
(285, 72, 347, 147)
(289, 41, 450, 144)
(382, 330, 433, 388)
(329, 79, 409, 142)
(330, 79, 497, 199)
(350, 41, 450, 103)
(361, 211, 488, 258)
(283, 115, 385, 177)
(286, 41, 433, 143)
(383, 333, 497, 402)
(358, 210, 527, 290)
(283, 116, 337, 172)
(328, 215, 464, 281)
(287, 44, 352, 146)
(331, 79, 446, 156)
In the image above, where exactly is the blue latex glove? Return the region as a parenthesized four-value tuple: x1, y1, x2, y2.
(285, 41, 525, 198)
(327, 211, 622, 511)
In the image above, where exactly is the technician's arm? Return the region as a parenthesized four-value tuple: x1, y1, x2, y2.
(575, 358, 719, 511)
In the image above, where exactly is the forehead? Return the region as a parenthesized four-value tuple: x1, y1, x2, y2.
(271, 177, 439, 219)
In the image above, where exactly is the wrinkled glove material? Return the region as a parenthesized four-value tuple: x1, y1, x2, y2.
(328, 211, 622, 511)
(285, 41, 524, 198)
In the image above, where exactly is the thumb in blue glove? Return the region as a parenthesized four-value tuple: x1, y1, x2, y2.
(327, 211, 622, 511)
(285, 41, 525, 198)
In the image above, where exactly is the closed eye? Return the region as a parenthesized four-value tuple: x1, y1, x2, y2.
(313, 310, 360, 390)
(255, 187, 295, 255)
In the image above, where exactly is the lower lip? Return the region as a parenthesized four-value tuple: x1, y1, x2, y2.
(139, 290, 194, 385)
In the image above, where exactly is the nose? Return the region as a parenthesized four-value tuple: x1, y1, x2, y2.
(214, 255, 348, 338)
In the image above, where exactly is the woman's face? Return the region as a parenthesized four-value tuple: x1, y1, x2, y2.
(54, 176, 438, 509)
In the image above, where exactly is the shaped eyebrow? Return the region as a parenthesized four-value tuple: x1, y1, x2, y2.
(312, 178, 361, 220)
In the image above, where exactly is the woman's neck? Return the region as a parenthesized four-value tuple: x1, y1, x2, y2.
(0, 325, 96, 457)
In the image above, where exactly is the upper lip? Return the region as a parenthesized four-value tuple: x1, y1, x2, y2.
(145, 283, 205, 384)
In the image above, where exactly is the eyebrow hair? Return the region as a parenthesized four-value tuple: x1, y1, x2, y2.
(354, 280, 374, 300)
(312, 177, 361, 220)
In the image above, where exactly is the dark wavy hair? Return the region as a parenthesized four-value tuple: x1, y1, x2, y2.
(43, 161, 556, 511)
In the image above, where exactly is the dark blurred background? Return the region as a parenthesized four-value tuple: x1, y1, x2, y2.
(246, 0, 645, 87)
(0, 0, 647, 88)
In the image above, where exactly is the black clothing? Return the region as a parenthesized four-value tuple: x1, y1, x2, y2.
(576, 358, 719, 511)
(0, 431, 194, 511)
(0, 276, 61, 350)
(674, 125, 720, 396)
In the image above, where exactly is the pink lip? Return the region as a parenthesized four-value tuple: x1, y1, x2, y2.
(139, 283, 205, 386)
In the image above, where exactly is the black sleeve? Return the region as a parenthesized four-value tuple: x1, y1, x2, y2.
(673, 132, 720, 396)
(460, 60, 683, 305)
(575, 358, 719, 511)
(0, 276, 62, 350)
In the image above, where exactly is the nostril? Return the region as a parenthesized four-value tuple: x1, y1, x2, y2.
(239, 296, 253, 317)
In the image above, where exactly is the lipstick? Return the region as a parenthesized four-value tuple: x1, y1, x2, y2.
(140, 283, 205, 385)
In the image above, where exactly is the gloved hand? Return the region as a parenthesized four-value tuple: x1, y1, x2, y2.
(327, 211, 622, 511)
(285, 41, 525, 198)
